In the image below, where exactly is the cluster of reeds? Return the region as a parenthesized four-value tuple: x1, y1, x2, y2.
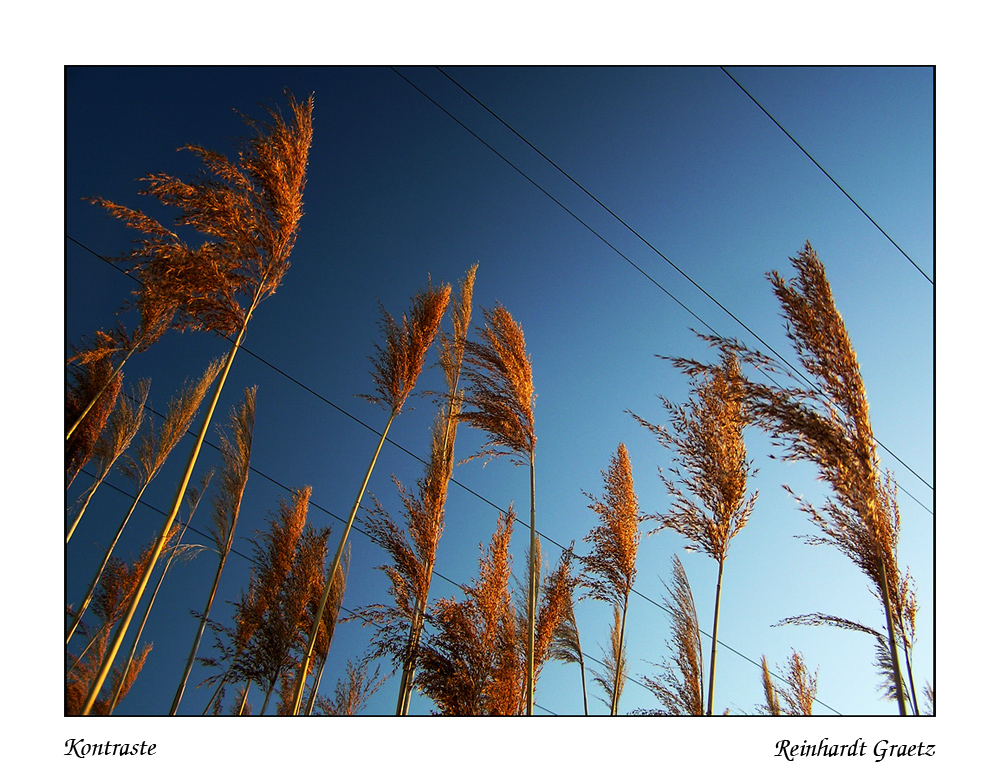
(642, 242, 923, 716)
(66, 92, 315, 715)
(66, 85, 927, 717)
(686, 243, 918, 714)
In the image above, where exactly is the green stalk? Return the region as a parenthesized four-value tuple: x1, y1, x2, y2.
(81, 321, 246, 715)
(290, 412, 396, 714)
(706, 558, 724, 716)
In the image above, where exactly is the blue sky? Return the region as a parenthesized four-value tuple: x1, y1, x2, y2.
(65, 65, 932, 729)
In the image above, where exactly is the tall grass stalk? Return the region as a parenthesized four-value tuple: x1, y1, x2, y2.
(592, 605, 628, 713)
(550, 593, 588, 715)
(290, 279, 451, 713)
(776, 602, 919, 712)
(80, 93, 313, 714)
(632, 349, 756, 715)
(170, 388, 256, 714)
(208, 486, 317, 715)
(640, 554, 704, 715)
(395, 264, 475, 715)
(302, 549, 348, 716)
(66, 527, 179, 714)
(414, 507, 522, 715)
(458, 304, 536, 712)
(362, 406, 458, 715)
(580, 443, 641, 715)
(516, 538, 575, 713)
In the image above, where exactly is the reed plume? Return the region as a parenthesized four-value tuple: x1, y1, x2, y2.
(66, 355, 121, 488)
(171, 387, 256, 715)
(439, 264, 478, 413)
(774, 650, 817, 715)
(640, 554, 704, 715)
(782, 472, 918, 712)
(458, 303, 538, 711)
(249, 488, 316, 714)
(415, 507, 522, 715)
(200, 487, 322, 715)
(759, 656, 782, 716)
(315, 659, 388, 715)
(65, 295, 175, 441)
(515, 539, 576, 713)
(757, 653, 815, 716)
(66, 377, 149, 543)
(775, 604, 919, 713)
(361, 408, 456, 713)
(922, 682, 934, 715)
(291, 277, 451, 713)
(460, 304, 536, 463)
(81, 92, 313, 715)
(631, 347, 756, 714)
(359, 279, 454, 416)
(302, 546, 348, 716)
(580, 443, 641, 715)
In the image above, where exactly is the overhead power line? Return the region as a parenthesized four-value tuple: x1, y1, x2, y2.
(719, 66, 934, 286)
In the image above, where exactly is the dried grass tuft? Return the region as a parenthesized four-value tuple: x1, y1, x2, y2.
(581, 443, 642, 609)
(91, 92, 314, 338)
(632, 349, 756, 563)
(360, 279, 452, 416)
(66, 356, 122, 487)
(415, 507, 522, 715)
(459, 304, 536, 465)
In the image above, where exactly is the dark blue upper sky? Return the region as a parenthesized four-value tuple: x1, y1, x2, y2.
(65, 66, 933, 731)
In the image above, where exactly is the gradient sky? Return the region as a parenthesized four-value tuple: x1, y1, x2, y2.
(65, 66, 933, 728)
